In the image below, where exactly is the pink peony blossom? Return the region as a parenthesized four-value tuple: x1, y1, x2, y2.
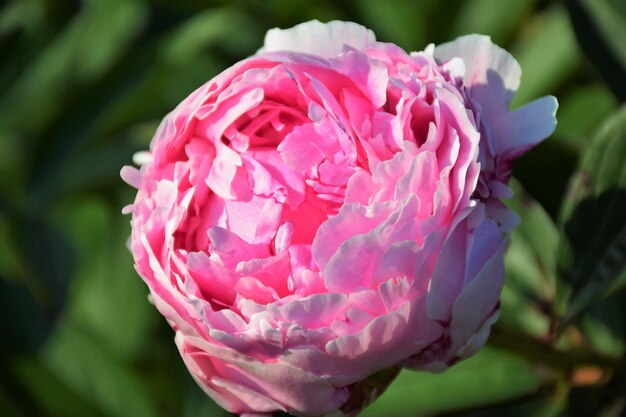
(122, 20, 557, 416)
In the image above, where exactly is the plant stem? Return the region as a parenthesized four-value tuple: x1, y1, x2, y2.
(488, 324, 624, 373)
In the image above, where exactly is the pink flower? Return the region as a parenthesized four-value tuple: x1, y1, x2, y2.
(122, 20, 557, 416)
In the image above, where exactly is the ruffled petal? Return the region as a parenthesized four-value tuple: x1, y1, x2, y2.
(262, 20, 376, 58)
(434, 34, 521, 106)
(433, 35, 557, 158)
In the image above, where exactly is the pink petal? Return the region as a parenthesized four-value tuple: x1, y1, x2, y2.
(323, 197, 421, 292)
(331, 49, 389, 107)
(277, 123, 326, 171)
(265, 292, 348, 329)
(312, 201, 394, 271)
(120, 166, 142, 189)
(344, 170, 374, 205)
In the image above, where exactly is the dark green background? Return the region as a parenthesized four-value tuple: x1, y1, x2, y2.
(1, 0, 625, 416)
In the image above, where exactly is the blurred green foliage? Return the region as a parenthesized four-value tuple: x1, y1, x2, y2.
(0, 0, 624, 416)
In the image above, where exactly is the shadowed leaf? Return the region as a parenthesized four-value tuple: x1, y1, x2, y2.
(501, 180, 558, 338)
(557, 106, 626, 332)
(565, 0, 626, 101)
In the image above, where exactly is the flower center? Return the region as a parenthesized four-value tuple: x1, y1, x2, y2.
(170, 64, 364, 305)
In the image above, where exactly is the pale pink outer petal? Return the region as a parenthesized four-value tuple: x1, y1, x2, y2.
(261, 20, 376, 58)
(434, 35, 522, 104)
(406, 202, 516, 371)
(433, 34, 557, 157)
(425, 218, 468, 322)
(277, 294, 443, 386)
(447, 241, 505, 353)
(455, 309, 500, 360)
(499, 95, 559, 157)
(177, 333, 351, 416)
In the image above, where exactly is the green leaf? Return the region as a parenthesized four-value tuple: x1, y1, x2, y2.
(0, 383, 25, 417)
(565, 380, 626, 417)
(160, 7, 259, 64)
(0, 1, 41, 37)
(553, 84, 617, 152)
(565, 0, 626, 101)
(42, 322, 158, 417)
(0, 214, 25, 281)
(511, 5, 581, 107)
(43, 138, 141, 197)
(450, 0, 535, 45)
(49, 196, 157, 361)
(355, 0, 436, 50)
(0, 0, 147, 136)
(360, 347, 550, 417)
(88, 8, 261, 143)
(0, 279, 51, 354)
(11, 356, 104, 417)
(579, 291, 626, 358)
(0, 130, 26, 200)
(0, 212, 74, 354)
(557, 106, 626, 332)
(435, 382, 568, 417)
(73, 0, 148, 82)
(500, 180, 558, 338)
